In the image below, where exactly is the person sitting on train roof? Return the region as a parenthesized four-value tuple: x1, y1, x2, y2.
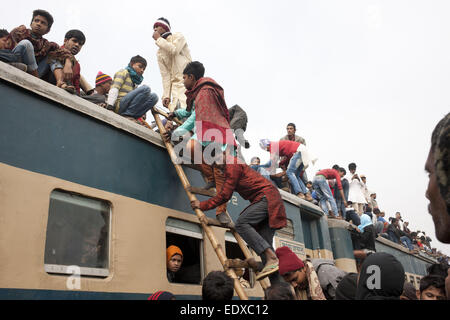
(425, 112, 450, 245)
(153, 17, 192, 112)
(165, 61, 235, 225)
(373, 208, 386, 235)
(275, 246, 326, 300)
(191, 151, 287, 281)
(83, 72, 112, 107)
(46, 29, 88, 95)
(9, 10, 76, 81)
(259, 139, 315, 202)
(344, 202, 361, 226)
(250, 156, 283, 188)
(202, 271, 234, 301)
(0, 29, 31, 72)
(386, 218, 414, 251)
(166, 245, 183, 283)
(355, 252, 405, 300)
(312, 167, 347, 219)
(419, 275, 446, 300)
(280, 123, 306, 145)
(106, 55, 158, 123)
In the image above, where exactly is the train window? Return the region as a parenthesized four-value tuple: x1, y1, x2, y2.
(225, 232, 254, 288)
(275, 219, 294, 240)
(166, 218, 204, 285)
(44, 190, 110, 277)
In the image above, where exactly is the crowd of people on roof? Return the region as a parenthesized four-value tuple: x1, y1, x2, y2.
(1, 9, 449, 301)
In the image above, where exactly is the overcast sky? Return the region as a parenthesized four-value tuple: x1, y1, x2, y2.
(2, 0, 449, 255)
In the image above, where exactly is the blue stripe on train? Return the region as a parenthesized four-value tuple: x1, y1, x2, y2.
(0, 288, 200, 300)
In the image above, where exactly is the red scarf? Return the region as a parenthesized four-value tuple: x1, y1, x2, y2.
(185, 77, 234, 145)
(61, 45, 81, 94)
(10, 25, 59, 59)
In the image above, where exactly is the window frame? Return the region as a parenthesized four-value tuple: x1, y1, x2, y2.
(44, 190, 112, 278)
(165, 218, 205, 285)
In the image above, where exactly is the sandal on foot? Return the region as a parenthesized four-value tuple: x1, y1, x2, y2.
(255, 262, 279, 281)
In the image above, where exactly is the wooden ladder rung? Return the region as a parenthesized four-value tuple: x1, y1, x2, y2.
(188, 186, 217, 197)
(205, 216, 234, 229)
(225, 259, 250, 269)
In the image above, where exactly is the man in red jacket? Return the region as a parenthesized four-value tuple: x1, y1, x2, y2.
(313, 168, 347, 219)
(260, 139, 314, 201)
(191, 153, 287, 281)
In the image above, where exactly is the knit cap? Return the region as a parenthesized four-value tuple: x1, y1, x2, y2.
(166, 245, 183, 266)
(95, 71, 112, 86)
(154, 18, 171, 33)
(275, 246, 305, 276)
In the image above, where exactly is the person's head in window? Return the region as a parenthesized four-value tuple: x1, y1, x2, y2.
(419, 275, 446, 300)
(202, 271, 234, 301)
(166, 245, 183, 282)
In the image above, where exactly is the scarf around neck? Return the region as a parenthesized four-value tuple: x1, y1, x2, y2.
(126, 65, 144, 85)
(161, 32, 172, 39)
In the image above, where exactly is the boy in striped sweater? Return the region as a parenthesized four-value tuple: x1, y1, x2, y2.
(107, 55, 158, 122)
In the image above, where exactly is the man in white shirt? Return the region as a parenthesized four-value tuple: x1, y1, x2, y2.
(153, 17, 192, 112)
(346, 163, 367, 215)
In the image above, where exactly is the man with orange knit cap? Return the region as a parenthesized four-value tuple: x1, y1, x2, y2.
(166, 245, 183, 283)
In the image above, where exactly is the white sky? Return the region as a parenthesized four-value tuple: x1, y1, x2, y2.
(2, 0, 449, 256)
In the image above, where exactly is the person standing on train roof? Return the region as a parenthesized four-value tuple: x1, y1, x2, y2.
(312, 167, 347, 219)
(153, 17, 192, 112)
(280, 123, 306, 145)
(164, 61, 235, 225)
(190, 151, 287, 281)
(259, 139, 316, 202)
(346, 163, 367, 215)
